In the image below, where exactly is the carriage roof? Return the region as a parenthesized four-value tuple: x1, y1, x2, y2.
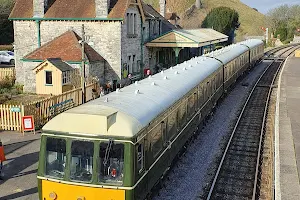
(42, 39, 263, 138)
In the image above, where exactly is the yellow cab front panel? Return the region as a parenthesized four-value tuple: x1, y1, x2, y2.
(42, 180, 125, 200)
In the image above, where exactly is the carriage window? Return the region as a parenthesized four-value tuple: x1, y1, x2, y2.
(45, 137, 66, 179)
(70, 140, 94, 182)
(151, 124, 163, 157)
(167, 110, 177, 139)
(188, 94, 195, 116)
(178, 102, 187, 128)
(137, 143, 144, 173)
(99, 141, 124, 184)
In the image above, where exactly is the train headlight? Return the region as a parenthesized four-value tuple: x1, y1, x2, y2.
(49, 192, 57, 200)
(77, 197, 85, 200)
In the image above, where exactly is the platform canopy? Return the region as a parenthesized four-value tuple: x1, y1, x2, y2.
(146, 28, 228, 48)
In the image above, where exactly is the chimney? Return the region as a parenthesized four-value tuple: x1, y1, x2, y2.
(159, 0, 166, 17)
(95, 0, 108, 18)
(33, 0, 45, 18)
(195, 0, 202, 9)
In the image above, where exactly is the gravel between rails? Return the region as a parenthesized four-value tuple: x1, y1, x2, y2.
(152, 61, 272, 200)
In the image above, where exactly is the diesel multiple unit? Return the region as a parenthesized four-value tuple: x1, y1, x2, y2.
(37, 39, 264, 200)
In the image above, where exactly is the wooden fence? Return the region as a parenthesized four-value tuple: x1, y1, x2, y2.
(0, 67, 15, 80)
(0, 104, 24, 131)
(0, 83, 99, 132)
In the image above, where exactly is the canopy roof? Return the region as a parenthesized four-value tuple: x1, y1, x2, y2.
(146, 28, 228, 48)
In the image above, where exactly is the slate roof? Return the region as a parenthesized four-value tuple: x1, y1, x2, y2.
(24, 30, 104, 62)
(141, 2, 176, 30)
(9, 0, 140, 19)
(36, 58, 74, 72)
(165, 12, 180, 20)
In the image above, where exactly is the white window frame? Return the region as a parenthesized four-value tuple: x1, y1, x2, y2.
(62, 71, 71, 85)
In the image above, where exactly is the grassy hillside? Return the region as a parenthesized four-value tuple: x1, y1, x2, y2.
(143, 0, 266, 41)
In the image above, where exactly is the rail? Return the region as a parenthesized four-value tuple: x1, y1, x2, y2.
(206, 45, 299, 200)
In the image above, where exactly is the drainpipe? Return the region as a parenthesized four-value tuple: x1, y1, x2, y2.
(36, 20, 41, 47)
(140, 18, 144, 79)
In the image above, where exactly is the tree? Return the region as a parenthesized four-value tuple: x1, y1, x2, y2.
(201, 7, 240, 44)
(266, 4, 300, 43)
(0, 0, 15, 45)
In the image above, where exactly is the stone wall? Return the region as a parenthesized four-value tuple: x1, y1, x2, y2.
(121, 6, 142, 77)
(14, 20, 122, 93)
(89, 61, 105, 84)
(13, 21, 39, 85)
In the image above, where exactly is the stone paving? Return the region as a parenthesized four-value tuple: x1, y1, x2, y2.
(0, 130, 40, 200)
(276, 54, 300, 200)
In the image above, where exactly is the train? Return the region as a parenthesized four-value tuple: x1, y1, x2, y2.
(37, 39, 264, 200)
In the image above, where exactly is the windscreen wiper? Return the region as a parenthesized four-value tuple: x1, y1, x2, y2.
(103, 139, 113, 167)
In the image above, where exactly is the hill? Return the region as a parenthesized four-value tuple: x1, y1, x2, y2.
(143, 0, 266, 41)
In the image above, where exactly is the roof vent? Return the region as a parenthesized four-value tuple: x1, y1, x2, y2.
(135, 81, 139, 85)
(148, 75, 152, 79)
(104, 97, 108, 102)
(174, 71, 179, 74)
(189, 65, 193, 68)
(164, 76, 168, 80)
(170, 66, 174, 70)
(116, 88, 120, 93)
(183, 67, 187, 71)
(151, 82, 156, 86)
(161, 70, 164, 74)
(135, 90, 140, 94)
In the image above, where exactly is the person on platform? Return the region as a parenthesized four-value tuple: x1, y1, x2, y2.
(0, 139, 6, 179)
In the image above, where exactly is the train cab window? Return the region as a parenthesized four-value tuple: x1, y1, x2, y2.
(45, 137, 66, 179)
(150, 124, 163, 157)
(137, 143, 144, 173)
(70, 140, 94, 182)
(99, 141, 124, 184)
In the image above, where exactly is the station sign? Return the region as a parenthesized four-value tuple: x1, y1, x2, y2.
(10, 107, 21, 113)
(22, 115, 35, 135)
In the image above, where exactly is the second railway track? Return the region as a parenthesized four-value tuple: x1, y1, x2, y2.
(205, 46, 299, 200)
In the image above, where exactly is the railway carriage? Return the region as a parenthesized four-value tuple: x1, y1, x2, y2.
(37, 39, 264, 200)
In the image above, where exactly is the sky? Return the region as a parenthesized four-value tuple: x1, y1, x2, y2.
(240, 0, 300, 14)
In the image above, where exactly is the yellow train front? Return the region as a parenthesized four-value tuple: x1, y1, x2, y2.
(37, 135, 131, 200)
(37, 106, 139, 200)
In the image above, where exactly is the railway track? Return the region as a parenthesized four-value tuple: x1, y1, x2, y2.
(204, 46, 299, 200)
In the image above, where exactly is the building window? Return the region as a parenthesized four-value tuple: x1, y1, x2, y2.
(127, 55, 132, 73)
(45, 71, 52, 85)
(62, 71, 71, 85)
(127, 13, 137, 36)
(132, 55, 136, 73)
(128, 54, 138, 74)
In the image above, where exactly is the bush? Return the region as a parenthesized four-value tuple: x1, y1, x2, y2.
(0, 75, 14, 89)
(0, 87, 10, 94)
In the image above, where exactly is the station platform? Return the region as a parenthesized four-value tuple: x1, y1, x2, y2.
(276, 52, 300, 199)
